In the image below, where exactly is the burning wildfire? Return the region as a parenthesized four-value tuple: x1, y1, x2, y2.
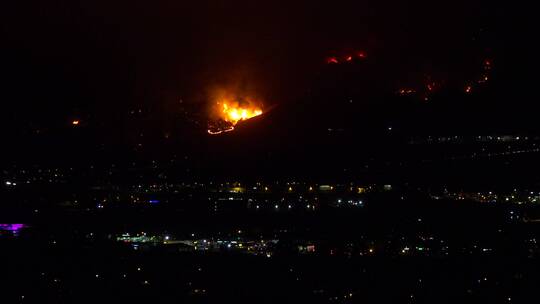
(208, 99, 263, 135)
(221, 102, 263, 124)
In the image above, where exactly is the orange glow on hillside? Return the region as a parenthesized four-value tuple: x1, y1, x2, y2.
(207, 92, 264, 135)
(220, 102, 263, 125)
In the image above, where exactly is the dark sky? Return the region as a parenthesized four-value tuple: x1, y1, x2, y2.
(0, 0, 537, 166)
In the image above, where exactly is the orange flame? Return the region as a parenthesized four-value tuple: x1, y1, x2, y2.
(208, 96, 264, 135)
(220, 102, 263, 124)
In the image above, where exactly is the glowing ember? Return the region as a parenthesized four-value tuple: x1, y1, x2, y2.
(398, 88, 416, 95)
(72, 120, 80, 125)
(327, 57, 339, 64)
(207, 126, 234, 135)
(326, 51, 367, 64)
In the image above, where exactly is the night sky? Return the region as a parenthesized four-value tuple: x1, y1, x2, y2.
(1, 1, 536, 168)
